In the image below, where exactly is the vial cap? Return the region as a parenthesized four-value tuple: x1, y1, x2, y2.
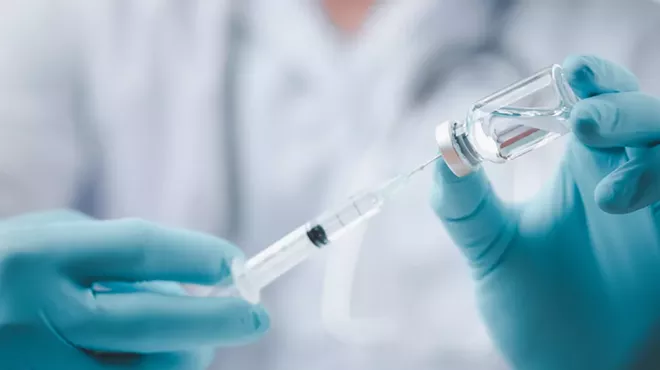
(435, 120, 475, 177)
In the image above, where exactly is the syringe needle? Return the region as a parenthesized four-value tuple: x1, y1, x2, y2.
(373, 152, 444, 201)
(406, 153, 443, 178)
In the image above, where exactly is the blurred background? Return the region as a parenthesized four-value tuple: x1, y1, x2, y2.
(1, 0, 660, 369)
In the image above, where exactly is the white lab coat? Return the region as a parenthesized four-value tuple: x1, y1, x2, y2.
(0, 0, 659, 369)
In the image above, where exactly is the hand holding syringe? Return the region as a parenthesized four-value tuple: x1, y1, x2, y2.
(207, 154, 443, 303)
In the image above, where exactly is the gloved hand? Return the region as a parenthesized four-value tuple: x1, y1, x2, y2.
(0, 209, 269, 370)
(431, 55, 660, 370)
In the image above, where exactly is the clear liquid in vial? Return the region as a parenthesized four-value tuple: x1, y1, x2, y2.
(464, 64, 578, 163)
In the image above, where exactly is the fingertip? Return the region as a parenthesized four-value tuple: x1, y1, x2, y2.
(563, 55, 597, 98)
(562, 54, 639, 98)
(433, 156, 464, 185)
(175, 233, 244, 285)
(570, 99, 619, 147)
(594, 167, 640, 215)
(250, 305, 271, 334)
(570, 102, 601, 143)
(210, 299, 270, 345)
(430, 158, 473, 218)
(216, 298, 270, 331)
(210, 255, 234, 285)
(594, 180, 627, 214)
(431, 159, 487, 220)
(149, 230, 243, 285)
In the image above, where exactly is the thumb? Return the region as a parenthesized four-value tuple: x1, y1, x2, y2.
(431, 160, 518, 276)
(594, 146, 660, 214)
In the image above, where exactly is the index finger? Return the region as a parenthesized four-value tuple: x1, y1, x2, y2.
(31, 219, 242, 285)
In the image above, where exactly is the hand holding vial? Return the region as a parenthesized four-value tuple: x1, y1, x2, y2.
(431, 55, 660, 370)
(436, 64, 579, 176)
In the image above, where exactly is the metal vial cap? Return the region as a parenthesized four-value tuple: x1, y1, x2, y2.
(435, 120, 475, 177)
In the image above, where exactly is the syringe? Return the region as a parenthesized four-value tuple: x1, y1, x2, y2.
(208, 153, 443, 303)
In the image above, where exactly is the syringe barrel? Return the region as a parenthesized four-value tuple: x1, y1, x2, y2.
(240, 225, 319, 294)
(314, 192, 383, 242)
(229, 183, 395, 302)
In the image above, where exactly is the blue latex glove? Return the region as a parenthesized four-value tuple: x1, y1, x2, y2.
(0, 209, 270, 370)
(431, 55, 660, 370)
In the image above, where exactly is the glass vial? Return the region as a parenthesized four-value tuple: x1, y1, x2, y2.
(436, 64, 578, 177)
